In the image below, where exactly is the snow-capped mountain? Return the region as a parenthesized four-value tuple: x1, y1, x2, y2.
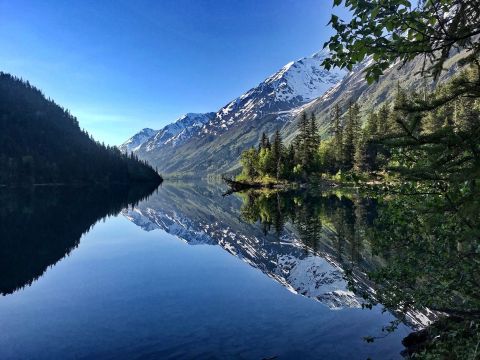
(142, 112, 216, 151)
(124, 50, 346, 175)
(119, 128, 157, 153)
(124, 48, 463, 176)
(198, 50, 345, 136)
(119, 113, 216, 154)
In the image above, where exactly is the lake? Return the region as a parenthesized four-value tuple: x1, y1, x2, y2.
(0, 182, 416, 359)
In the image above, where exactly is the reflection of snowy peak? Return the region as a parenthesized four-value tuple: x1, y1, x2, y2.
(276, 254, 360, 309)
(122, 183, 436, 328)
(123, 207, 215, 245)
(122, 205, 360, 310)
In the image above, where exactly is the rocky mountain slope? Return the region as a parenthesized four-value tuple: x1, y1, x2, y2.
(123, 51, 345, 175)
(123, 49, 464, 176)
(119, 128, 157, 153)
(283, 51, 466, 141)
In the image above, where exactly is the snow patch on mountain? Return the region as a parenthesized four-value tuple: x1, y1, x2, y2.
(122, 50, 347, 154)
(267, 51, 345, 102)
(142, 112, 216, 152)
(119, 128, 156, 153)
(197, 50, 346, 137)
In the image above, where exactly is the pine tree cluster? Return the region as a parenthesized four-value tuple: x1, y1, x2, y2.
(238, 113, 321, 182)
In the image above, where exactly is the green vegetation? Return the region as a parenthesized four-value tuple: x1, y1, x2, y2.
(237, 113, 323, 183)
(0, 72, 162, 185)
(239, 63, 480, 187)
(325, 0, 480, 357)
(322, 0, 480, 83)
(239, 183, 479, 358)
(235, 0, 480, 357)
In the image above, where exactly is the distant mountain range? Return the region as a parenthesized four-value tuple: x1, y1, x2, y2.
(122, 49, 464, 176)
(121, 51, 344, 175)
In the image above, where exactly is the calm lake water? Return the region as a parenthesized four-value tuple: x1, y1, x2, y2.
(0, 182, 413, 359)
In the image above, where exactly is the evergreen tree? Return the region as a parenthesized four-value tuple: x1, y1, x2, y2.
(366, 112, 378, 139)
(271, 129, 284, 179)
(331, 103, 344, 166)
(354, 130, 367, 173)
(283, 143, 295, 179)
(239, 147, 258, 180)
(299, 112, 310, 169)
(259, 132, 270, 150)
(343, 102, 361, 169)
(377, 104, 390, 136)
(308, 113, 321, 173)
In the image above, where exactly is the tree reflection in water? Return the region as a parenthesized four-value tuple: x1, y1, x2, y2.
(0, 183, 159, 295)
(238, 188, 479, 357)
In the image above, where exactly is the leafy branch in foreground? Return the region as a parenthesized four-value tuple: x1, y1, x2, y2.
(323, 0, 480, 82)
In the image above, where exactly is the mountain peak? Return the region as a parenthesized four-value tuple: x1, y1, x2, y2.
(263, 50, 345, 103)
(119, 128, 157, 153)
(142, 112, 216, 151)
(310, 49, 330, 60)
(123, 49, 348, 174)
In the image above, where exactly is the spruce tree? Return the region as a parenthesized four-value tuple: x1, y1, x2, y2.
(259, 132, 270, 151)
(298, 112, 310, 175)
(343, 102, 361, 169)
(308, 113, 321, 173)
(366, 112, 378, 139)
(354, 130, 367, 172)
(271, 129, 284, 179)
(377, 104, 390, 136)
(331, 103, 343, 167)
(283, 143, 295, 179)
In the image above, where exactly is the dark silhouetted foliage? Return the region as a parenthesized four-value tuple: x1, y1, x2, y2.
(0, 72, 162, 185)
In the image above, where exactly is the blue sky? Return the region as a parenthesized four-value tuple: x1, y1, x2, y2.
(0, 0, 347, 145)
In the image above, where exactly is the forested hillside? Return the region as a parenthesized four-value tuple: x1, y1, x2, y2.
(0, 73, 162, 185)
(284, 50, 466, 143)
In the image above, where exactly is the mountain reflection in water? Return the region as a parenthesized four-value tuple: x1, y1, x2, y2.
(0, 183, 159, 295)
(0, 181, 417, 359)
(122, 182, 432, 328)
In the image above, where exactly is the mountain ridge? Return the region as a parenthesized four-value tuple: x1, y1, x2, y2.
(123, 50, 345, 175)
(123, 49, 463, 176)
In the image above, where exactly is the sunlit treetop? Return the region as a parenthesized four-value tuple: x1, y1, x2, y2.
(323, 0, 480, 83)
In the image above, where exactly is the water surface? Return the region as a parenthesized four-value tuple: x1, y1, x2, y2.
(0, 182, 412, 359)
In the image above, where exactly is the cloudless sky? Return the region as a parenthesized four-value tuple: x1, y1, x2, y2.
(0, 0, 348, 145)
